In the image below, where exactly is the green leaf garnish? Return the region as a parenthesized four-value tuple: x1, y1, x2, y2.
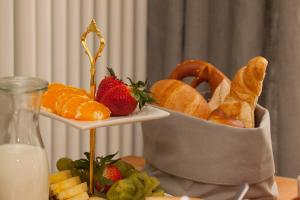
(127, 77, 155, 109)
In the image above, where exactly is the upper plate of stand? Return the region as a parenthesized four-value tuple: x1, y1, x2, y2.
(41, 105, 170, 130)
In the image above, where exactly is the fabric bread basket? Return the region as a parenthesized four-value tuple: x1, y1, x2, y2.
(142, 105, 278, 200)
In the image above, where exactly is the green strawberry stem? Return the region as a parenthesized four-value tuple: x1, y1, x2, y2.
(107, 67, 116, 77)
(127, 78, 155, 109)
(73, 152, 120, 189)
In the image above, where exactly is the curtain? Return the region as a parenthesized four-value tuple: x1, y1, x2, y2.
(0, 0, 147, 171)
(147, 0, 300, 177)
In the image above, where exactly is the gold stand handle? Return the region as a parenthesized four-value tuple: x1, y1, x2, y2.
(81, 19, 105, 195)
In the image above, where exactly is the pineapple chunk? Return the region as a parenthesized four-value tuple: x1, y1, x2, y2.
(51, 176, 81, 195)
(49, 170, 72, 185)
(66, 192, 89, 200)
(57, 182, 88, 200)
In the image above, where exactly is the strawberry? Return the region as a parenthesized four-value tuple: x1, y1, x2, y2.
(100, 84, 137, 116)
(95, 165, 122, 192)
(103, 165, 122, 181)
(94, 152, 123, 193)
(96, 68, 154, 116)
(96, 68, 123, 101)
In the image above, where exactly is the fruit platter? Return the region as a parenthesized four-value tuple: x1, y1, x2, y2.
(49, 153, 167, 200)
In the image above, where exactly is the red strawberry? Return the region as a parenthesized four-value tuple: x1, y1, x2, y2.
(100, 85, 137, 116)
(95, 165, 122, 192)
(104, 165, 122, 182)
(96, 68, 123, 101)
(96, 68, 154, 116)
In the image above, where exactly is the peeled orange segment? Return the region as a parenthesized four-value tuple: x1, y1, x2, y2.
(48, 83, 66, 90)
(61, 96, 90, 119)
(55, 93, 77, 115)
(75, 101, 111, 121)
(42, 88, 66, 112)
(42, 87, 88, 112)
(41, 82, 108, 121)
(55, 93, 88, 115)
(59, 87, 88, 96)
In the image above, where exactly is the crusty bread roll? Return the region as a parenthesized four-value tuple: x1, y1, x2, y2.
(210, 56, 268, 128)
(121, 156, 146, 171)
(151, 79, 211, 119)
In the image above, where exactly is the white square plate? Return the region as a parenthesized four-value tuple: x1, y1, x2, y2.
(40, 105, 170, 130)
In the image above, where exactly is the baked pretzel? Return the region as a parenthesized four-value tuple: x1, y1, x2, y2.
(169, 60, 231, 111)
(169, 60, 230, 92)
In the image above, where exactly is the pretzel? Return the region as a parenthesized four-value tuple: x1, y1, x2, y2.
(169, 60, 230, 92)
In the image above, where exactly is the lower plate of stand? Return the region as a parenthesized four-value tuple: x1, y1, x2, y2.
(41, 105, 170, 130)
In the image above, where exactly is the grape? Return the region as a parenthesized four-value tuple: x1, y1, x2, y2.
(56, 157, 74, 171)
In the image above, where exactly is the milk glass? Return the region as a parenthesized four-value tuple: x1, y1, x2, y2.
(0, 77, 49, 200)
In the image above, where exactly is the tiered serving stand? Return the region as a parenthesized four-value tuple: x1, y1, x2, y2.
(41, 19, 169, 195)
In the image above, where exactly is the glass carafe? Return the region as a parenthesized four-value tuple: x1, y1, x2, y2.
(0, 77, 49, 200)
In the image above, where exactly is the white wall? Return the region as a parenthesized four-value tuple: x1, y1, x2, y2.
(0, 0, 147, 171)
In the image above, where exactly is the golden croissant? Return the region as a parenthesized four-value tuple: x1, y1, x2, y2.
(210, 56, 268, 128)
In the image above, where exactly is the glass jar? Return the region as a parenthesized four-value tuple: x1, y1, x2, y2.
(0, 77, 49, 200)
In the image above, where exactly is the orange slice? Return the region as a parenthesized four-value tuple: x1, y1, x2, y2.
(55, 93, 86, 115)
(48, 83, 66, 90)
(61, 96, 90, 118)
(41, 86, 88, 112)
(75, 101, 111, 121)
(41, 88, 65, 112)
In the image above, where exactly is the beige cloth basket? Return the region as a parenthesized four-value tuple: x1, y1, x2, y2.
(142, 106, 278, 200)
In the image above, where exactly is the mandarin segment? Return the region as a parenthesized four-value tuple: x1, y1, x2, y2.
(55, 93, 81, 115)
(42, 83, 111, 121)
(41, 88, 66, 112)
(42, 86, 88, 112)
(75, 101, 111, 121)
(59, 87, 88, 96)
(48, 83, 66, 90)
(61, 96, 90, 119)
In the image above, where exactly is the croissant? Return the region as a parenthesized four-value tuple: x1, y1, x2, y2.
(208, 79, 231, 111)
(151, 79, 211, 119)
(228, 56, 268, 109)
(210, 56, 268, 128)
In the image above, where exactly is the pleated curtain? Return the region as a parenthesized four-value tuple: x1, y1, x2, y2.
(0, 0, 147, 171)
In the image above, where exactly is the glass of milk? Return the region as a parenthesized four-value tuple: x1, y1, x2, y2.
(0, 77, 49, 200)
